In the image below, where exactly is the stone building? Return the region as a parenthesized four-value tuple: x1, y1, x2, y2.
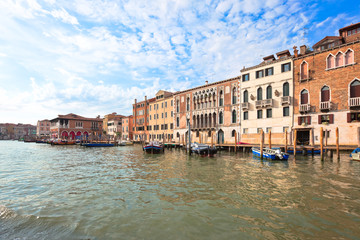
(173, 77, 240, 145)
(132, 97, 155, 142)
(293, 22, 360, 146)
(121, 115, 133, 141)
(148, 90, 174, 143)
(239, 50, 294, 144)
(36, 119, 51, 137)
(107, 116, 124, 140)
(50, 113, 103, 140)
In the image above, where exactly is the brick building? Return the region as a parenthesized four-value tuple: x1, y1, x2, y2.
(174, 77, 240, 145)
(132, 97, 155, 142)
(36, 119, 51, 137)
(50, 113, 103, 140)
(240, 50, 294, 144)
(293, 22, 360, 146)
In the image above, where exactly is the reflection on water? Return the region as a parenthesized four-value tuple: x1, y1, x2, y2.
(0, 141, 360, 239)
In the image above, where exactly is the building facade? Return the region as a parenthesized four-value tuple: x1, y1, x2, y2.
(121, 115, 133, 141)
(293, 22, 360, 146)
(50, 113, 103, 140)
(174, 77, 240, 145)
(240, 50, 294, 144)
(148, 90, 174, 142)
(37, 119, 51, 137)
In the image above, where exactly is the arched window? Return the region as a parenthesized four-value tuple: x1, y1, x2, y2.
(300, 61, 308, 80)
(327, 54, 334, 69)
(345, 49, 354, 65)
(232, 110, 236, 123)
(257, 87, 263, 101)
(321, 86, 330, 102)
(300, 89, 309, 104)
(231, 129, 236, 137)
(283, 82, 289, 96)
(176, 100, 180, 112)
(243, 90, 248, 103)
(176, 117, 180, 127)
(186, 97, 190, 111)
(219, 112, 223, 124)
(335, 52, 344, 67)
(219, 90, 224, 106)
(266, 86, 272, 99)
(232, 87, 237, 104)
(350, 80, 360, 98)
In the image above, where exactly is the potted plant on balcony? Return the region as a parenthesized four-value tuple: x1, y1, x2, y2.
(301, 122, 306, 126)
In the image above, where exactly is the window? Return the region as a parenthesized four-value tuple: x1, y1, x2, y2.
(345, 49, 354, 65)
(219, 112, 223, 124)
(170, 123, 173, 129)
(266, 127, 272, 133)
(256, 70, 264, 78)
(257, 87, 263, 101)
(165, 102, 167, 108)
(266, 86, 272, 99)
(231, 130, 236, 137)
(257, 128, 262, 134)
(219, 90, 223, 106)
(298, 116, 311, 125)
(243, 128, 248, 134)
(318, 114, 334, 124)
(161, 103, 164, 108)
(171, 100, 173, 106)
(266, 109, 272, 118)
(150, 115, 152, 120)
(348, 112, 360, 122)
(283, 126, 288, 133)
(335, 53, 344, 67)
(321, 86, 330, 102)
(176, 100, 180, 112)
(150, 105, 152, 111)
(281, 63, 291, 72)
(165, 112, 167, 118)
(161, 113, 164, 118)
(232, 110, 236, 123)
(186, 97, 190, 111)
(283, 107, 290, 116)
(243, 111, 248, 120)
(243, 90, 248, 103)
(283, 82, 289, 97)
(257, 110, 263, 119)
(242, 74, 249, 81)
(265, 67, 273, 76)
(327, 54, 334, 69)
(300, 61, 308, 80)
(232, 88, 237, 104)
(300, 89, 309, 104)
(176, 117, 179, 127)
(171, 111, 173, 117)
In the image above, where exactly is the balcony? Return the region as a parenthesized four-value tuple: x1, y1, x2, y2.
(281, 96, 291, 105)
(299, 104, 311, 112)
(320, 101, 331, 110)
(241, 102, 249, 110)
(349, 97, 360, 107)
(255, 100, 262, 109)
(263, 99, 273, 108)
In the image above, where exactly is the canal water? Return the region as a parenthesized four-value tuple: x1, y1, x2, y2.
(1, 141, 360, 240)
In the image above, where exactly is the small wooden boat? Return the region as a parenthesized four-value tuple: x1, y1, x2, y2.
(51, 139, 76, 145)
(191, 142, 217, 156)
(350, 148, 360, 161)
(252, 147, 289, 160)
(82, 143, 114, 147)
(143, 141, 164, 154)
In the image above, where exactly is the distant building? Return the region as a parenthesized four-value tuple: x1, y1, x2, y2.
(293, 22, 360, 145)
(36, 119, 51, 137)
(50, 113, 103, 140)
(107, 115, 125, 140)
(133, 96, 155, 142)
(148, 90, 174, 142)
(239, 49, 294, 144)
(121, 115, 133, 141)
(14, 124, 36, 140)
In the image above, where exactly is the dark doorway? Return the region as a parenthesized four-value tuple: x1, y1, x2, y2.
(297, 130, 310, 145)
(217, 129, 224, 144)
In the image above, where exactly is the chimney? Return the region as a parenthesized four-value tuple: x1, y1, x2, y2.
(144, 96, 147, 102)
(300, 45, 307, 55)
(205, 81, 208, 85)
(293, 46, 298, 58)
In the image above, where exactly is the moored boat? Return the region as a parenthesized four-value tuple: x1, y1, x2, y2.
(51, 139, 76, 145)
(252, 147, 289, 160)
(191, 142, 217, 156)
(143, 141, 164, 154)
(82, 143, 114, 147)
(350, 148, 360, 161)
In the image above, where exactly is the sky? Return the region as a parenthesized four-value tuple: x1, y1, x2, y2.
(0, 0, 359, 124)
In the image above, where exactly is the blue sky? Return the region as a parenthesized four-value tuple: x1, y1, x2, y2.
(0, 0, 359, 124)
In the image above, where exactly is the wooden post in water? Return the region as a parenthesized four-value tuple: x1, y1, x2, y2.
(234, 131, 237, 153)
(268, 130, 272, 149)
(293, 129, 297, 157)
(285, 128, 288, 153)
(320, 127, 324, 160)
(309, 129, 313, 146)
(260, 129, 264, 159)
(211, 131, 214, 148)
(336, 127, 340, 160)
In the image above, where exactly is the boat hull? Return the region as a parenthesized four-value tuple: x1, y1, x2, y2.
(143, 146, 164, 154)
(252, 147, 289, 160)
(82, 143, 114, 147)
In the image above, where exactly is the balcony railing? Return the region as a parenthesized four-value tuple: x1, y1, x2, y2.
(263, 99, 273, 107)
(320, 101, 331, 110)
(281, 96, 291, 105)
(241, 102, 249, 110)
(255, 100, 262, 109)
(349, 97, 360, 107)
(299, 104, 311, 112)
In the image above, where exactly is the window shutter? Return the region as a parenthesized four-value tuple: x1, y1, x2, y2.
(298, 117, 301, 125)
(318, 115, 322, 124)
(329, 114, 334, 124)
(307, 116, 311, 124)
(347, 113, 351, 123)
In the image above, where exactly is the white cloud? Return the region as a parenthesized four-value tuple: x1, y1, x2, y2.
(50, 8, 79, 25)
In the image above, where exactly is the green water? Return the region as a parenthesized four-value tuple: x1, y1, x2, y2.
(0, 141, 360, 239)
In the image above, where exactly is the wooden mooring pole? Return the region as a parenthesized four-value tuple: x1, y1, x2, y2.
(320, 127, 324, 160)
(234, 131, 237, 153)
(285, 128, 288, 153)
(293, 129, 297, 158)
(260, 129, 264, 159)
(268, 130, 272, 149)
(336, 127, 340, 160)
